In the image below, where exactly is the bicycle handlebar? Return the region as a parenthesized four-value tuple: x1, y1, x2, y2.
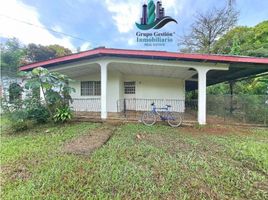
(151, 102, 172, 108)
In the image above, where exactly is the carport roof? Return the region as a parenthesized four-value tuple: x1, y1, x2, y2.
(20, 47, 268, 89)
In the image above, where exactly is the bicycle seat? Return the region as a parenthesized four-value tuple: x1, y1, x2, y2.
(151, 103, 155, 106)
(166, 105, 171, 108)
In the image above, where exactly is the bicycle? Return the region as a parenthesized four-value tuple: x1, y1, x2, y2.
(141, 103, 182, 127)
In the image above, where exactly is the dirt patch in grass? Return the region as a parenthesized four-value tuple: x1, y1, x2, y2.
(62, 127, 114, 155)
(179, 124, 252, 136)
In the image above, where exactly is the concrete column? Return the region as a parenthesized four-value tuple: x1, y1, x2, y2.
(100, 62, 108, 119)
(197, 68, 209, 125)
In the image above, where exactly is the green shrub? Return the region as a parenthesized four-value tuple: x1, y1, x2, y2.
(27, 105, 50, 123)
(6, 110, 33, 132)
(2, 97, 49, 132)
(11, 120, 29, 132)
(24, 98, 50, 123)
(53, 106, 72, 123)
(2, 67, 75, 132)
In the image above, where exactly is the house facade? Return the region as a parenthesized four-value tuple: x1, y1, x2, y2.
(20, 48, 268, 125)
(70, 71, 185, 112)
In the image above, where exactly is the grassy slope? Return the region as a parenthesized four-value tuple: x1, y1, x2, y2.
(1, 122, 268, 200)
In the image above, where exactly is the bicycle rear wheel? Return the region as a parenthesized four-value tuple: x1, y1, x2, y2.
(142, 111, 157, 126)
(167, 112, 182, 127)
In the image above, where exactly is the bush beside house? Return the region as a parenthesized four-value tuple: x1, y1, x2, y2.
(2, 67, 75, 132)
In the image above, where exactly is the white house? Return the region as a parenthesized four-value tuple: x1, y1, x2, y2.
(20, 47, 268, 125)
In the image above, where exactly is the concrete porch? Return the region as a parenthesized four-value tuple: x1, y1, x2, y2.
(52, 57, 228, 125)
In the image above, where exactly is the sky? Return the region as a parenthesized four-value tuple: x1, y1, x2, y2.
(0, 0, 267, 52)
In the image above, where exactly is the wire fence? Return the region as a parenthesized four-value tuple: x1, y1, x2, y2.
(206, 95, 268, 126)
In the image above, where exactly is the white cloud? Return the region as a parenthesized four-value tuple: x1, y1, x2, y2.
(0, 0, 76, 51)
(80, 42, 91, 51)
(104, 0, 140, 33)
(127, 38, 136, 46)
(163, 0, 185, 16)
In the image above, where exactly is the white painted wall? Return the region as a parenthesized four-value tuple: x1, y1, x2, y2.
(69, 73, 100, 112)
(121, 75, 185, 112)
(107, 71, 121, 112)
(69, 72, 185, 112)
(123, 75, 185, 100)
(69, 71, 122, 112)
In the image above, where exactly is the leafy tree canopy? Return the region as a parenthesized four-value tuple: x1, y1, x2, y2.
(1, 38, 26, 77)
(47, 44, 72, 57)
(25, 43, 72, 63)
(1, 38, 73, 77)
(213, 21, 268, 57)
(207, 76, 268, 95)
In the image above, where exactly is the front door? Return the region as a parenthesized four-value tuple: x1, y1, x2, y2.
(124, 81, 136, 110)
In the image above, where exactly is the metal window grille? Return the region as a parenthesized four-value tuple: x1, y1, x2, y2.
(124, 81, 135, 94)
(81, 81, 101, 96)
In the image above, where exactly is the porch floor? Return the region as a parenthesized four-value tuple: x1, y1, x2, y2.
(73, 111, 198, 125)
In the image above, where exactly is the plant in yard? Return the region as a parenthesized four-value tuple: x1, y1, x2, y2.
(2, 67, 75, 132)
(3, 103, 32, 132)
(8, 83, 23, 103)
(53, 106, 73, 123)
(24, 97, 50, 123)
(20, 67, 75, 117)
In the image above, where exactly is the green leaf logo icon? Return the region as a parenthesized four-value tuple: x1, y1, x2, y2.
(148, 0, 156, 24)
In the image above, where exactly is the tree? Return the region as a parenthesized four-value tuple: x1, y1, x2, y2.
(47, 44, 72, 57)
(213, 21, 268, 57)
(0, 38, 26, 77)
(208, 21, 268, 96)
(179, 6, 238, 53)
(25, 43, 55, 63)
(20, 67, 75, 117)
(25, 43, 72, 63)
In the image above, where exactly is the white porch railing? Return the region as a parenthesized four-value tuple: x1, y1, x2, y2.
(71, 98, 101, 112)
(117, 98, 187, 112)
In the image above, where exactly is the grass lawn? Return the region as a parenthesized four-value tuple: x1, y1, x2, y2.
(1, 121, 268, 199)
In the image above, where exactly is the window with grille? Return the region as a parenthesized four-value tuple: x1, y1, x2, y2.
(81, 81, 101, 96)
(124, 81, 135, 94)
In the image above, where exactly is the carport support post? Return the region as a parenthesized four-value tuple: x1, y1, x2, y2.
(197, 68, 209, 125)
(100, 62, 108, 119)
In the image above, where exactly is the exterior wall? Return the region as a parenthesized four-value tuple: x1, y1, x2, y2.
(69, 73, 101, 112)
(123, 75, 185, 100)
(69, 71, 122, 112)
(70, 72, 185, 113)
(70, 73, 100, 99)
(107, 71, 121, 112)
(121, 75, 185, 112)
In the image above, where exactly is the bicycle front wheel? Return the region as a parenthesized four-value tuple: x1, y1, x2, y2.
(142, 111, 157, 126)
(167, 112, 182, 127)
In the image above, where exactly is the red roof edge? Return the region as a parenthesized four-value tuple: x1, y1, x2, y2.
(19, 47, 268, 71)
